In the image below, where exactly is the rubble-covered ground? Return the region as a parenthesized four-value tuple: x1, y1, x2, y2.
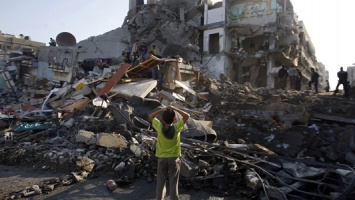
(1, 72, 355, 199)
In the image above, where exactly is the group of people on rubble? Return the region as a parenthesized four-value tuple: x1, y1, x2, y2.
(122, 39, 161, 80)
(277, 65, 303, 91)
(278, 65, 351, 97)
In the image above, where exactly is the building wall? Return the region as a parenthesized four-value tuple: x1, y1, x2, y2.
(24, 46, 76, 82)
(202, 1, 227, 80)
(317, 62, 327, 91)
(228, 0, 278, 25)
(347, 66, 355, 87)
(77, 28, 131, 62)
(202, 25, 227, 80)
(202, 55, 227, 80)
(204, 1, 225, 25)
(0, 34, 45, 59)
(203, 28, 225, 53)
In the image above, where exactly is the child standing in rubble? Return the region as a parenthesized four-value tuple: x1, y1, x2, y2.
(149, 105, 190, 200)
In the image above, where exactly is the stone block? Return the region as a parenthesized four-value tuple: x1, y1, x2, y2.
(159, 90, 176, 102)
(130, 144, 143, 157)
(96, 133, 127, 148)
(209, 82, 219, 95)
(180, 156, 199, 178)
(76, 130, 97, 145)
(76, 157, 95, 172)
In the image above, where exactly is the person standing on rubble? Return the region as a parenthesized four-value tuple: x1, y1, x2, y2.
(278, 65, 288, 89)
(150, 45, 161, 81)
(49, 38, 56, 46)
(139, 41, 148, 62)
(308, 68, 320, 93)
(132, 40, 140, 58)
(333, 67, 349, 97)
(288, 65, 298, 90)
(149, 45, 158, 56)
(149, 105, 190, 200)
(295, 68, 302, 91)
(324, 80, 330, 92)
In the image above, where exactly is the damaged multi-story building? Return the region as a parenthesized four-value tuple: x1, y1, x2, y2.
(0, 31, 44, 60)
(75, 0, 326, 90)
(0, 31, 45, 86)
(203, 0, 326, 89)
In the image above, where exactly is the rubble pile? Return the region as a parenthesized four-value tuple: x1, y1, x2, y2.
(1, 60, 355, 199)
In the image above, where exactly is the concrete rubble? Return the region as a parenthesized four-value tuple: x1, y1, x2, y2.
(1, 54, 355, 199)
(1, 0, 355, 199)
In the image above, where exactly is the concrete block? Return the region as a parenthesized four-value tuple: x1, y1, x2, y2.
(76, 157, 95, 172)
(180, 156, 199, 178)
(130, 143, 143, 157)
(159, 90, 176, 102)
(76, 130, 97, 145)
(209, 82, 219, 95)
(96, 133, 127, 148)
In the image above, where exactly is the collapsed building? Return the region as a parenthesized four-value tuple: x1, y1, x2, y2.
(76, 0, 327, 91)
(1, 0, 355, 199)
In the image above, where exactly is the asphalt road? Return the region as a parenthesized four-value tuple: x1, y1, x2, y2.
(0, 165, 233, 200)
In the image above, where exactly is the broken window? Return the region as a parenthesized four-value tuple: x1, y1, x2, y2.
(209, 33, 220, 54)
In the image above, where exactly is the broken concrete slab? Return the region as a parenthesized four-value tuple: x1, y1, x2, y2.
(96, 133, 127, 148)
(175, 80, 208, 101)
(76, 130, 97, 145)
(97, 79, 157, 100)
(76, 157, 95, 172)
(96, 63, 131, 97)
(58, 97, 90, 117)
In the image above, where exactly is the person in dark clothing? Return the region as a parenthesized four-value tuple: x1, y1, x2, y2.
(278, 65, 288, 89)
(49, 38, 56, 46)
(295, 68, 302, 91)
(308, 68, 320, 93)
(139, 42, 148, 62)
(122, 52, 132, 64)
(333, 67, 349, 97)
(324, 80, 330, 92)
(345, 81, 351, 97)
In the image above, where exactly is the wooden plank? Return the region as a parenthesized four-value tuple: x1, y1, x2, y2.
(97, 63, 131, 97)
(126, 55, 163, 77)
(27, 89, 50, 95)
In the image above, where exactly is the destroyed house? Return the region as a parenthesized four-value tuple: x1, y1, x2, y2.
(0, 32, 44, 60)
(75, 0, 324, 91)
(202, 0, 321, 89)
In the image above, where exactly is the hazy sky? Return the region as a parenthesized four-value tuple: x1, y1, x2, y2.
(1, 0, 354, 87)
